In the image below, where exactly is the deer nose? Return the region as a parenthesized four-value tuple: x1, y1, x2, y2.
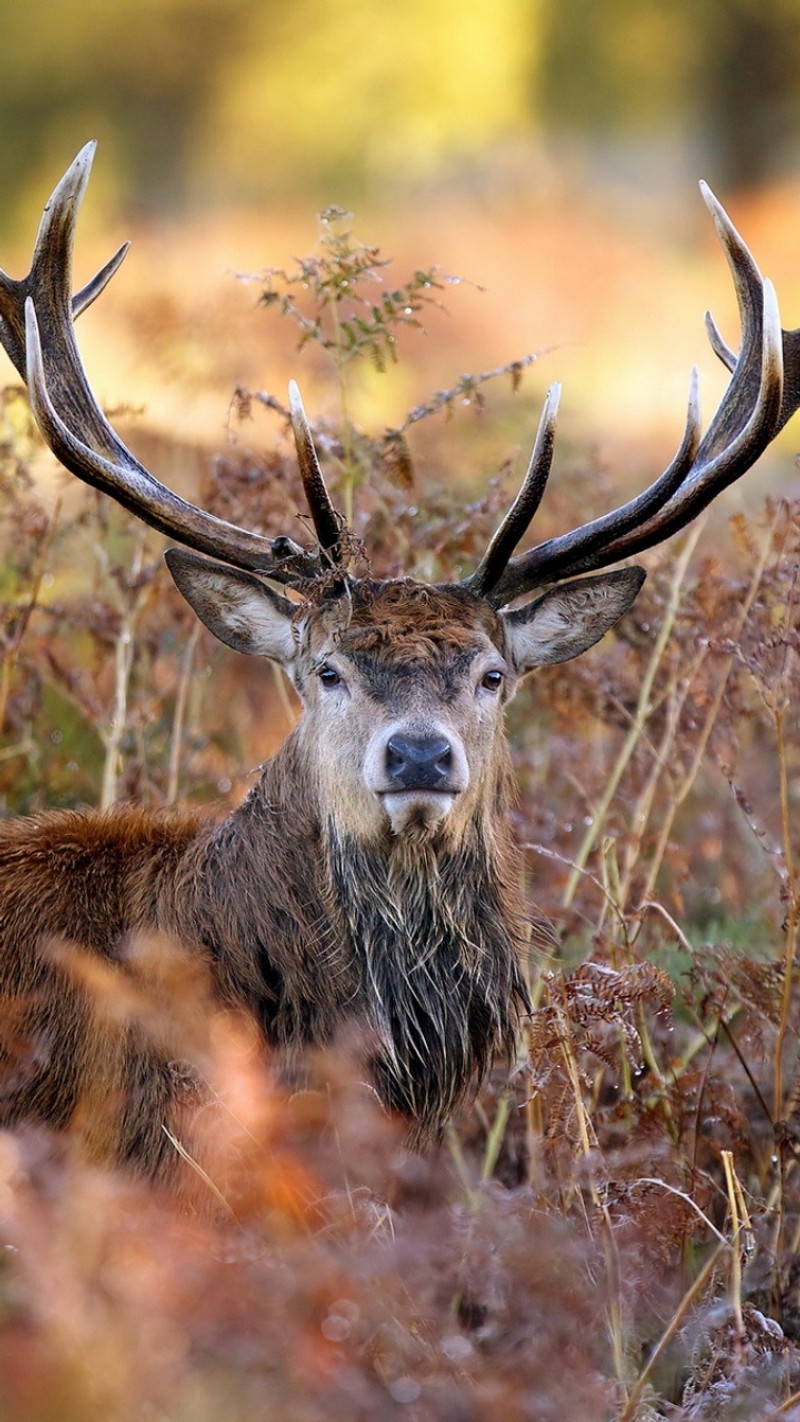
(385, 733, 453, 791)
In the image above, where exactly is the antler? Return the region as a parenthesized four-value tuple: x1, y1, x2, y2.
(4, 148, 796, 610)
(466, 182, 798, 609)
(0, 142, 342, 586)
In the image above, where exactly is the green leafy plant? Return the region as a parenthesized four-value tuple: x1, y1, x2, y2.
(237, 207, 540, 525)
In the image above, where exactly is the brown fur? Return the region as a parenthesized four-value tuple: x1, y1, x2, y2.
(0, 581, 532, 1176)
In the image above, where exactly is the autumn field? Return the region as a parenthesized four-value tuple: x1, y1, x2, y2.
(0, 181, 799, 1419)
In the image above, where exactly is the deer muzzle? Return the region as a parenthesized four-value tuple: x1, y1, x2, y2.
(366, 723, 469, 836)
(385, 732, 453, 791)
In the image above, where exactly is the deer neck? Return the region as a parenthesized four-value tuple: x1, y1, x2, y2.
(321, 806, 530, 1141)
(190, 735, 529, 1138)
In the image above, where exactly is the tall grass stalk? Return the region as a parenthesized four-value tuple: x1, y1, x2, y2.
(633, 506, 781, 913)
(562, 518, 706, 909)
(99, 535, 149, 810)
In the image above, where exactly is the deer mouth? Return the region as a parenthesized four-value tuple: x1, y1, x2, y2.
(379, 789, 458, 835)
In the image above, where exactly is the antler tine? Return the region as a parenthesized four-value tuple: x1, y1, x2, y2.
(566, 205, 785, 574)
(22, 299, 318, 580)
(482, 366, 703, 606)
(704, 184, 800, 441)
(705, 309, 736, 372)
(288, 380, 344, 561)
(0, 144, 321, 585)
(72, 241, 131, 320)
(482, 185, 789, 608)
(32, 140, 132, 325)
(0, 142, 129, 388)
(465, 383, 561, 599)
(0, 248, 130, 383)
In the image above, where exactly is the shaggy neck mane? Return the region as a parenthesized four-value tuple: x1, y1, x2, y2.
(323, 817, 529, 1141)
(188, 734, 530, 1144)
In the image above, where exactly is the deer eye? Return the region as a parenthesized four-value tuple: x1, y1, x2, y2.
(480, 670, 504, 693)
(318, 663, 342, 688)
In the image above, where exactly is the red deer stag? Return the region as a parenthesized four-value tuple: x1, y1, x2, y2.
(0, 144, 796, 1177)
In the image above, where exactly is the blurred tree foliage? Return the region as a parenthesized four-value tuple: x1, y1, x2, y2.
(695, 0, 800, 188)
(0, 0, 797, 226)
(0, 0, 260, 219)
(199, 0, 539, 202)
(537, 0, 800, 189)
(0, 0, 538, 225)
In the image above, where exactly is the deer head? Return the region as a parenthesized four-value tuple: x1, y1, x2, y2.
(0, 142, 797, 847)
(164, 547, 642, 840)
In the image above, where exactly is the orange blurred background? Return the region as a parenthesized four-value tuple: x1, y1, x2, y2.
(2, 0, 800, 510)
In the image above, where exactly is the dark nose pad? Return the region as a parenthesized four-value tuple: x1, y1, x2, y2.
(385, 733, 453, 791)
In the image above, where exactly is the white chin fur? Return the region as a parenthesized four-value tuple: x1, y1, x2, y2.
(380, 791, 455, 836)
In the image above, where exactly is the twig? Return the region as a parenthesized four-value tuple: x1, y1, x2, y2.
(774, 702, 800, 1124)
(166, 622, 201, 805)
(618, 1240, 729, 1422)
(562, 518, 706, 909)
(636, 506, 780, 909)
(625, 1177, 728, 1245)
(0, 498, 61, 733)
(161, 1123, 237, 1220)
(721, 1149, 745, 1339)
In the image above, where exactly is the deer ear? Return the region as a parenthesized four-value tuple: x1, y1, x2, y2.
(501, 567, 645, 672)
(164, 549, 297, 664)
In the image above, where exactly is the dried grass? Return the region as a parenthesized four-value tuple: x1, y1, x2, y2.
(0, 288, 799, 1418)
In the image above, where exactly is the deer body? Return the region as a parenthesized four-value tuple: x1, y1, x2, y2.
(0, 145, 798, 1174)
(0, 579, 547, 1171)
(1, 785, 523, 1170)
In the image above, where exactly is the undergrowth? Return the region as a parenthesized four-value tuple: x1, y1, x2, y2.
(0, 212, 799, 1420)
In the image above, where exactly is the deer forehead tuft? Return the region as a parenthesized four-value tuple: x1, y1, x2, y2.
(304, 579, 505, 657)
